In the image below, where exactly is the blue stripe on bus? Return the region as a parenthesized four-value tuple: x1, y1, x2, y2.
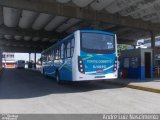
(80, 30, 115, 36)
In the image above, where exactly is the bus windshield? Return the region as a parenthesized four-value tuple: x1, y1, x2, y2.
(17, 60, 25, 64)
(81, 32, 115, 54)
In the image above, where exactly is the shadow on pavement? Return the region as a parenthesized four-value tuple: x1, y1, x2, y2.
(0, 69, 124, 99)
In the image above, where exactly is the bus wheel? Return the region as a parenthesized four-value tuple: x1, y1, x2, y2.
(56, 71, 61, 84)
(43, 69, 47, 78)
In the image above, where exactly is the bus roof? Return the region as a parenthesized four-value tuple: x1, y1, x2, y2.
(42, 30, 115, 54)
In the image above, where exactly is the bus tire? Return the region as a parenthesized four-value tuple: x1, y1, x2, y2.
(56, 70, 61, 84)
(43, 69, 47, 78)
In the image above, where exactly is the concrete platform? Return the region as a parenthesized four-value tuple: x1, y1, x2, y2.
(106, 79, 160, 93)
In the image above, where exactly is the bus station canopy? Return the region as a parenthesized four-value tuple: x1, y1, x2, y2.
(0, 0, 160, 52)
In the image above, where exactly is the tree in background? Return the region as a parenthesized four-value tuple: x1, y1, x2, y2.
(117, 44, 128, 56)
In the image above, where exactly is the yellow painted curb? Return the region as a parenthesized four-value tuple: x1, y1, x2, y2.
(127, 84, 160, 93)
(106, 81, 160, 93)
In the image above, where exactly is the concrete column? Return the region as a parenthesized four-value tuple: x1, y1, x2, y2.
(0, 49, 2, 69)
(151, 31, 156, 78)
(151, 31, 155, 66)
(40, 54, 42, 65)
(34, 53, 36, 69)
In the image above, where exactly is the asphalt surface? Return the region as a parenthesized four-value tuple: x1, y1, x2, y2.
(0, 69, 160, 113)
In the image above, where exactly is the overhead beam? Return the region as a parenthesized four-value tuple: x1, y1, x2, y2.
(72, 21, 115, 32)
(118, 30, 151, 40)
(0, 6, 3, 25)
(0, 25, 65, 39)
(0, 38, 51, 48)
(0, 46, 43, 53)
(108, 26, 131, 34)
(1, 0, 160, 31)
(117, 38, 135, 45)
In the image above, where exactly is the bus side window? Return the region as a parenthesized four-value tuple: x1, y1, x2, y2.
(58, 45, 61, 60)
(51, 49, 54, 60)
(54, 48, 56, 60)
(46, 52, 49, 61)
(67, 41, 71, 58)
(42, 54, 47, 62)
(57, 46, 59, 60)
(58, 46, 60, 60)
(48, 51, 51, 61)
(61, 44, 64, 59)
(55, 48, 58, 60)
(64, 43, 67, 58)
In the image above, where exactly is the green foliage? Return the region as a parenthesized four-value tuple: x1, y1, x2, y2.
(118, 44, 128, 56)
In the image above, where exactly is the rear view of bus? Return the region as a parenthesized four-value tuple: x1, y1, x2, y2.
(72, 30, 118, 81)
(16, 60, 25, 69)
(41, 30, 118, 82)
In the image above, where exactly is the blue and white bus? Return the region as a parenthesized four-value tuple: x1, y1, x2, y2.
(41, 30, 118, 83)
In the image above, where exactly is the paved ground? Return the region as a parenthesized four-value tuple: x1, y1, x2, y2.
(0, 69, 160, 114)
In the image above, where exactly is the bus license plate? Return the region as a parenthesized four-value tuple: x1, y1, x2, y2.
(95, 76, 105, 78)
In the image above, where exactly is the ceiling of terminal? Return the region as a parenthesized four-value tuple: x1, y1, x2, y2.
(0, 0, 160, 52)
